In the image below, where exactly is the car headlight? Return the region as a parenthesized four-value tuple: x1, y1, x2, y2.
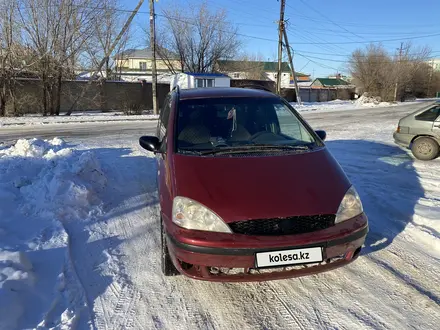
(172, 197, 232, 233)
(335, 186, 363, 223)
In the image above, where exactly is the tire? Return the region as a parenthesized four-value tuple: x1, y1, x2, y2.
(411, 137, 439, 161)
(161, 219, 180, 276)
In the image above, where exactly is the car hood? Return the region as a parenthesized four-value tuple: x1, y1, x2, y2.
(172, 148, 351, 223)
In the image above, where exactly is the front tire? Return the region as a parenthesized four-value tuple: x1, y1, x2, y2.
(411, 137, 439, 161)
(161, 219, 180, 276)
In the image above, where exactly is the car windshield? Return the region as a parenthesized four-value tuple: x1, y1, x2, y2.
(175, 97, 319, 154)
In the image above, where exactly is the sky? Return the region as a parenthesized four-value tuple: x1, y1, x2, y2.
(122, 0, 440, 78)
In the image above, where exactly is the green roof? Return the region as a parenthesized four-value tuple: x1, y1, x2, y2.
(313, 78, 350, 86)
(217, 60, 309, 76)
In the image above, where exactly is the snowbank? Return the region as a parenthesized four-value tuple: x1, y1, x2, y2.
(0, 112, 159, 127)
(294, 96, 399, 112)
(0, 138, 106, 329)
(353, 94, 396, 108)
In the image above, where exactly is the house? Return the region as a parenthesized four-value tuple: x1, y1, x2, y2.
(311, 78, 353, 88)
(427, 58, 440, 72)
(170, 72, 231, 90)
(216, 60, 311, 88)
(114, 48, 180, 82)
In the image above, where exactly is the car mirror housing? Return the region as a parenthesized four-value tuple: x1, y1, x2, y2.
(139, 136, 161, 152)
(315, 130, 326, 141)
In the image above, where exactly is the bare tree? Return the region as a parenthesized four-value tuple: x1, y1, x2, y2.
(159, 1, 241, 73)
(18, 0, 98, 115)
(0, 1, 23, 116)
(349, 44, 395, 101)
(84, 0, 132, 80)
(393, 42, 431, 100)
(349, 43, 432, 101)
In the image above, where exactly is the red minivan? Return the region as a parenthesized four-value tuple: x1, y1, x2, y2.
(139, 87, 368, 282)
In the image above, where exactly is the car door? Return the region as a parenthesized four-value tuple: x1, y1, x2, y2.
(156, 93, 172, 211)
(411, 105, 440, 137)
(432, 106, 440, 140)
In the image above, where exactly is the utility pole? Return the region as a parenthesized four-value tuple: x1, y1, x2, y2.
(276, 0, 286, 95)
(150, 0, 158, 115)
(394, 42, 403, 102)
(427, 59, 434, 97)
(283, 29, 302, 105)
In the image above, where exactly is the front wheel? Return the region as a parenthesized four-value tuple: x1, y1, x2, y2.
(161, 219, 180, 276)
(411, 137, 439, 161)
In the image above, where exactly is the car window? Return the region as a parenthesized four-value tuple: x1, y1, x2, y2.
(175, 97, 317, 153)
(274, 104, 315, 142)
(415, 106, 440, 122)
(158, 94, 171, 140)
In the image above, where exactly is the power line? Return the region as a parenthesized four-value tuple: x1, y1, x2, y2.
(295, 52, 440, 64)
(286, 49, 440, 57)
(37, 3, 440, 46)
(294, 0, 367, 42)
(283, 11, 440, 29)
(295, 52, 341, 72)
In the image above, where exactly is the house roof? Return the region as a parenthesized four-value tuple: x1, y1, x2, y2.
(313, 78, 351, 86)
(185, 72, 230, 78)
(217, 60, 309, 76)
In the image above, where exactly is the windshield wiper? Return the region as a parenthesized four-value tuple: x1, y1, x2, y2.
(178, 148, 203, 155)
(200, 143, 314, 155)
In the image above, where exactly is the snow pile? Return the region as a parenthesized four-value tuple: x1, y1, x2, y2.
(353, 93, 397, 108)
(294, 95, 402, 113)
(0, 138, 106, 329)
(294, 99, 353, 112)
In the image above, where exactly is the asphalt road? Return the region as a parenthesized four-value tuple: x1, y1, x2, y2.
(0, 121, 157, 143)
(0, 101, 428, 143)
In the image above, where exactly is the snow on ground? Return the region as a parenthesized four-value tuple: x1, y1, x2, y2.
(0, 111, 158, 127)
(1, 102, 440, 329)
(0, 138, 107, 329)
(294, 95, 428, 113)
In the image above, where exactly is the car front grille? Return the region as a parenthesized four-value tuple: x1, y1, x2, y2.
(229, 215, 335, 236)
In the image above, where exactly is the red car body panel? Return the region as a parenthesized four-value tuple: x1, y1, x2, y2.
(151, 88, 368, 282)
(172, 149, 350, 222)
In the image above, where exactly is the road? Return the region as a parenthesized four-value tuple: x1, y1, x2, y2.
(0, 121, 157, 143)
(0, 102, 426, 143)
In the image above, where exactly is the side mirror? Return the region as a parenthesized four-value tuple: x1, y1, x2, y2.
(139, 136, 161, 152)
(315, 130, 326, 141)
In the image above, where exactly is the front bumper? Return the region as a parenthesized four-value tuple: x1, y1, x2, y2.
(165, 213, 368, 282)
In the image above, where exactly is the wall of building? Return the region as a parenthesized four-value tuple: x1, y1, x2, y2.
(214, 77, 231, 87)
(265, 72, 291, 88)
(281, 87, 355, 103)
(115, 58, 180, 71)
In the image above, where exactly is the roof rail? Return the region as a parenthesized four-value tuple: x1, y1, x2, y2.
(238, 84, 274, 93)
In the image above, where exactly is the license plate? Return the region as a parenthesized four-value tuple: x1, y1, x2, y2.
(255, 247, 323, 268)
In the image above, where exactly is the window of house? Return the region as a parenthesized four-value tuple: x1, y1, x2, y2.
(274, 73, 278, 79)
(196, 78, 215, 88)
(139, 62, 147, 71)
(233, 73, 240, 79)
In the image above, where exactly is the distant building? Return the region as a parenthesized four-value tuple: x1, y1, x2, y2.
(114, 48, 180, 82)
(427, 58, 440, 72)
(216, 60, 311, 89)
(170, 72, 231, 90)
(311, 78, 353, 88)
